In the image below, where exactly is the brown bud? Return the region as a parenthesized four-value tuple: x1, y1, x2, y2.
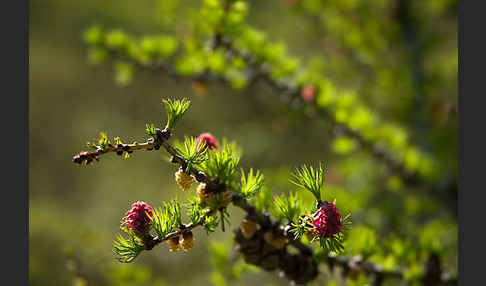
(167, 236, 180, 252)
(263, 231, 289, 249)
(179, 231, 195, 251)
(197, 183, 208, 202)
(175, 169, 194, 191)
(240, 218, 258, 239)
(197, 183, 231, 207)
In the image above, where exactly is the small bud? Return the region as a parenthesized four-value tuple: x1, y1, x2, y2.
(301, 85, 315, 102)
(175, 169, 194, 191)
(240, 218, 258, 239)
(167, 236, 180, 252)
(197, 183, 231, 207)
(263, 231, 289, 249)
(179, 231, 195, 251)
(196, 133, 218, 150)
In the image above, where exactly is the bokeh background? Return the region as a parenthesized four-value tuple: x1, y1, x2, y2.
(30, 0, 457, 285)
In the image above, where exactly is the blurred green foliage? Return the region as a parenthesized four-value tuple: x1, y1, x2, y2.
(30, 0, 457, 285)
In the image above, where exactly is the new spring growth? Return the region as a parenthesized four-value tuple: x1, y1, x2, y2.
(290, 164, 348, 252)
(163, 98, 190, 130)
(174, 135, 209, 173)
(122, 201, 154, 238)
(290, 164, 325, 201)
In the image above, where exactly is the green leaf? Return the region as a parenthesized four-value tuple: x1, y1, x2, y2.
(186, 196, 207, 225)
(332, 136, 357, 155)
(150, 200, 182, 239)
(95, 131, 110, 151)
(162, 98, 191, 129)
(174, 136, 209, 171)
(253, 186, 272, 213)
(83, 26, 104, 46)
(87, 47, 109, 65)
(289, 211, 314, 240)
(203, 215, 219, 234)
(105, 30, 130, 49)
(319, 233, 345, 254)
(219, 209, 230, 232)
(145, 124, 157, 139)
(140, 36, 178, 59)
(209, 272, 227, 286)
(112, 232, 145, 263)
(199, 140, 241, 184)
(239, 168, 264, 198)
(290, 225, 306, 241)
(290, 163, 325, 200)
(273, 192, 302, 222)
